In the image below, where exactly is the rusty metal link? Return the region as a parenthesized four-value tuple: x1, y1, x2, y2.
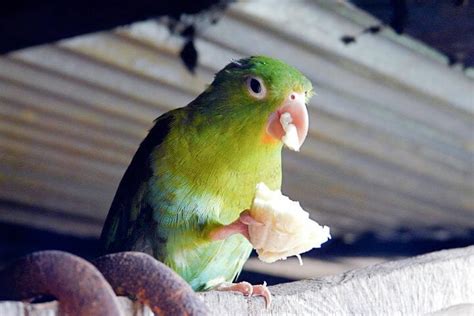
(0, 250, 123, 316)
(93, 251, 209, 316)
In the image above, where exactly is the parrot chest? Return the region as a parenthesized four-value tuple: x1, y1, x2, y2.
(147, 138, 282, 290)
(150, 142, 282, 226)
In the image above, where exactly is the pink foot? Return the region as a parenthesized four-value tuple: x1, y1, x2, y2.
(209, 210, 262, 241)
(216, 281, 253, 296)
(216, 281, 272, 308)
(252, 282, 272, 308)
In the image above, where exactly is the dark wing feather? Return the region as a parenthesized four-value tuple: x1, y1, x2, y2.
(100, 112, 174, 255)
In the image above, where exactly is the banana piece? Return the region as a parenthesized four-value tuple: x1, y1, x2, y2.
(248, 182, 331, 264)
(280, 112, 300, 151)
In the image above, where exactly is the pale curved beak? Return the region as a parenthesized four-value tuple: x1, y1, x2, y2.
(266, 92, 309, 151)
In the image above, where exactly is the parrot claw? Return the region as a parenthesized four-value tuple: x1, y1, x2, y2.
(216, 281, 253, 296)
(209, 210, 261, 241)
(251, 282, 272, 308)
(215, 281, 272, 308)
(238, 210, 263, 226)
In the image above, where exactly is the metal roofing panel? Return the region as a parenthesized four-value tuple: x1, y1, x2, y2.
(0, 1, 472, 240)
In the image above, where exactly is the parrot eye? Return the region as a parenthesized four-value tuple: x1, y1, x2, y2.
(246, 76, 266, 99)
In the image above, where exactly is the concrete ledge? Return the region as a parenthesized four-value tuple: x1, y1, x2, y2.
(1, 246, 473, 315)
(202, 246, 473, 315)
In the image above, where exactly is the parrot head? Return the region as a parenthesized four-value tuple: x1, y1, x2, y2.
(191, 56, 314, 151)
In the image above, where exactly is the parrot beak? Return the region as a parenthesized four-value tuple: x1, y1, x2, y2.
(266, 92, 309, 151)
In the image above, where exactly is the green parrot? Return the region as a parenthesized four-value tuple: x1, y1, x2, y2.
(100, 56, 313, 300)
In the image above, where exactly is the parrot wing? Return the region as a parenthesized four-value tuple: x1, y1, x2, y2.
(100, 112, 175, 256)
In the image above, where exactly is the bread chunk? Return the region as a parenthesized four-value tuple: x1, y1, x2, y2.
(248, 183, 331, 263)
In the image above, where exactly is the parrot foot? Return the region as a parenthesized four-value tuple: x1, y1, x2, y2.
(215, 281, 272, 308)
(216, 281, 253, 295)
(209, 210, 262, 241)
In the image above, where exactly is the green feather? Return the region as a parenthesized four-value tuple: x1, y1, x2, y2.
(100, 56, 313, 290)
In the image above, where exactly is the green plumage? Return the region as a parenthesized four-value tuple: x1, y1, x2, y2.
(100, 56, 312, 290)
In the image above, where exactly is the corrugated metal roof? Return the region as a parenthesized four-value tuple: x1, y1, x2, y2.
(0, 0, 473, 239)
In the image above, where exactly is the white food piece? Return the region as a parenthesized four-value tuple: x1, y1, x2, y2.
(280, 112, 301, 151)
(248, 182, 331, 263)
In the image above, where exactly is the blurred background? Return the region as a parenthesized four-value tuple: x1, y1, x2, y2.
(0, 0, 473, 285)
